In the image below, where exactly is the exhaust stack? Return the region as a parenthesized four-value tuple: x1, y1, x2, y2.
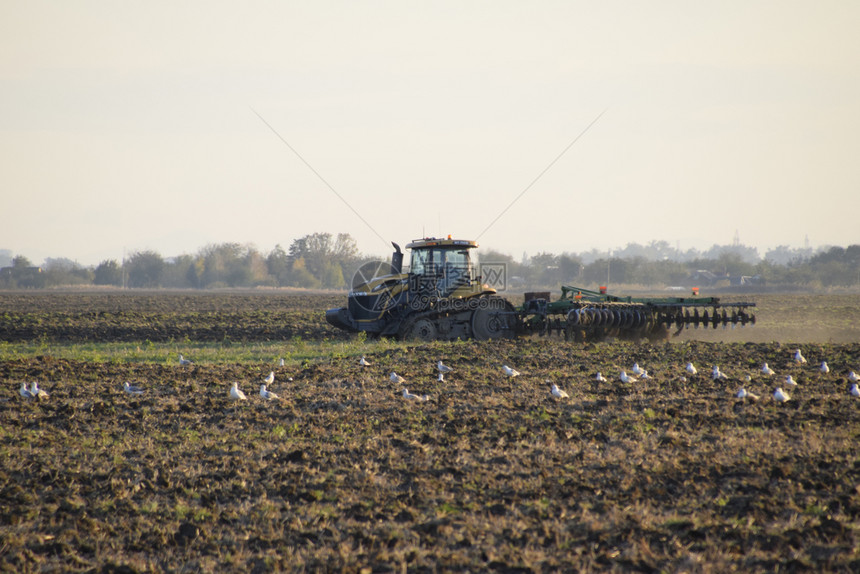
(391, 242, 403, 274)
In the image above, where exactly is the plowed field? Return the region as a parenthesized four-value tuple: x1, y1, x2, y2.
(1, 291, 859, 572)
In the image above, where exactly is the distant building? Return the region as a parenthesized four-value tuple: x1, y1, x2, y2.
(729, 275, 765, 287)
(688, 270, 720, 286)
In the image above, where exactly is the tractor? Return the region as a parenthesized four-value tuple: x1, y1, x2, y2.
(325, 237, 516, 340)
(325, 237, 756, 342)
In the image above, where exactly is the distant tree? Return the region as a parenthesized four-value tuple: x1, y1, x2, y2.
(289, 257, 321, 288)
(558, 253, 583, 283)
(266, 244, 291, 287)
(0, 255, 44, 288)
(479, 249, 530, 284)
(754, 259, 784, 284)
(244, 248, 273, 286)
(615, 242, 649, 260)
(331, 233, 359, 261)
(579, 248, 609, 265)
(320, 260, 346, 288)
(186, 259, 202, 288)
(199, 243, 239, 287)
(0, 249, 14, 267)
(162, 254, 197, 289)
(765, 245, 812, 266)
(289, 233, 325, 273)
(289, 233, 332, 279)
(197, 243, 270, 287)
(653, 260, 690, 285)
(480, 249, 514, 265)
(530, 252, 562, 287)
(289, 232, 359, 285)
(807, 245, 860, 286)
(582, 258, 630, 286)
(12, 255, 34, 268)
(701, 243, 760, 265)
(94, 259, 123, 286)
(126, 250, 165, 288)
(713, 252, 756, 277)
(43, 257, 92, 287)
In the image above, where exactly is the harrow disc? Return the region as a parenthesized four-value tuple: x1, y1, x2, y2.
(602, 308, 613, 327)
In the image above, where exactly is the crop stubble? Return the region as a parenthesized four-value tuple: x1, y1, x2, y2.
(1, 292, 859, 572)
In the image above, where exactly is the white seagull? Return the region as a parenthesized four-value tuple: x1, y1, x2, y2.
(503, 365, 520, 378)
(619, 371, 637, 384)
(19, 383, 34, 399)
(736, 388, 760, 400)
(849, 371, 859, 383)
(390, 372, 406, 384)
(179, 354, 193, 365)
(438, 372, 445, 382)
(639, 370, 652, 380)
(784, 375, 798, 388)
(550, 382, 569, 399)
(794, 349, 807, 364)
(30, 382, 49, 400)
(685, 363, 698, 376)
(359, 355, 371, 367)
(278, 357, 285, 367)
(820, 361, 830, 374)
(402, 388, 428, 401)
(437, 360, 453, 374)
(850, 384, 860, 397)
(229, 382, 247, 401)
(123, 382, 144, 395)
(595, 372, 607, 382)
(631, 363, 644, 376)
(761, 363, 775, 376)
(264, 371, 275, 385)
(711, 366, 728, 381)
(773, 387, 791, 403)
(437, 360, 453, 381)
(259, 384, 279, 400)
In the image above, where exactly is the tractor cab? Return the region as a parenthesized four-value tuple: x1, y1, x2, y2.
(404, 237, 480, 297)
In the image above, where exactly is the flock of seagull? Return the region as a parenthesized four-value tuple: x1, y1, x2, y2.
(17, 348, 860, 407)
(595, 348, 859, 404)
(381, 346, 860, 405)
(688, 348, 859, 403)
(18, 381, 49, 400)
(229, 371, 282, 402)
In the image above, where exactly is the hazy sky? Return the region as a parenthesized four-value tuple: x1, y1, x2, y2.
(2, 1, 858, 266)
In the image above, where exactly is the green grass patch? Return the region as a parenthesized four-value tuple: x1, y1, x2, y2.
(0, 337, 404, 366)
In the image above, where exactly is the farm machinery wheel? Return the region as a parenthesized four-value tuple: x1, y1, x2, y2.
(471, 298, 516, 340)
(399, 317, 438, 341)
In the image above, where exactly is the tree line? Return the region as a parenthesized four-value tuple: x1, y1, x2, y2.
(482, 244, 860, 290)
(1, 234, 858, 290)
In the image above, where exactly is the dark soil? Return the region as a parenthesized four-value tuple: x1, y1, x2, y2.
(0, 292, 347, 342)
(2, 291, 860, 571)
(3, 337, 860, 572)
